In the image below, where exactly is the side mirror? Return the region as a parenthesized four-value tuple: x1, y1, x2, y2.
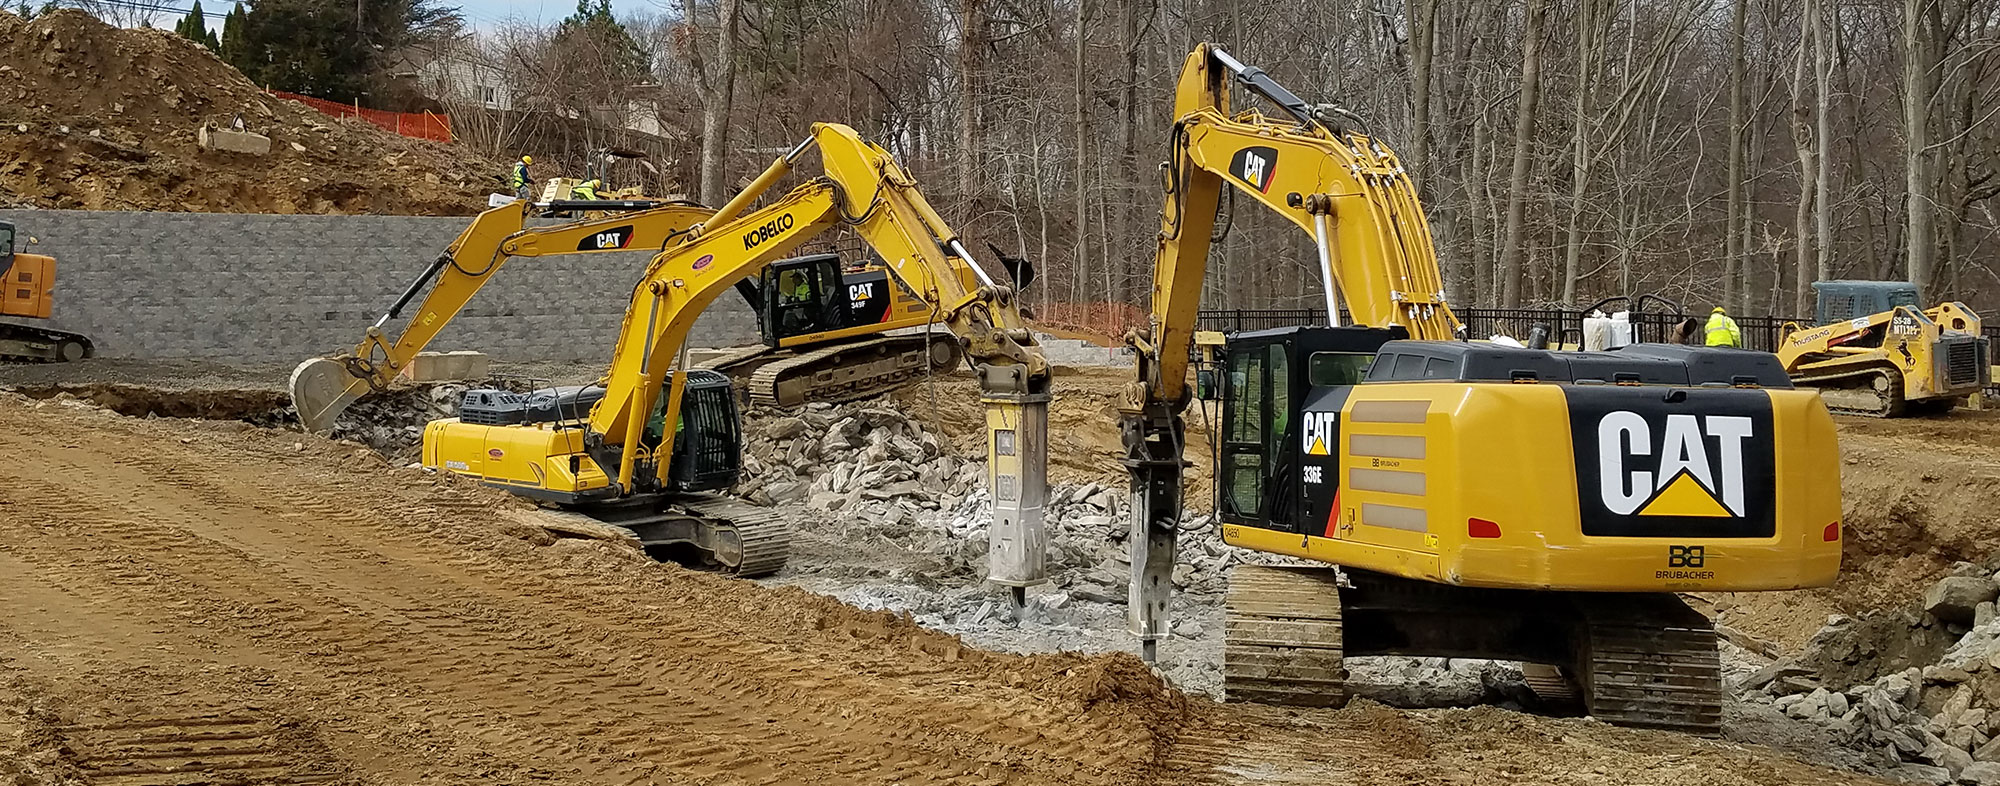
(1195, 369, 1219, 401)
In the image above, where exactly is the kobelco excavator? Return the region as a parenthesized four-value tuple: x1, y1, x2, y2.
(293, 201, 960, 434)
(1117, 45, 1841, 734)
(298, 123, 1050, 585)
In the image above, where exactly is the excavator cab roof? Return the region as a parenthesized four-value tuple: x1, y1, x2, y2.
(1365, 340, 1793, 388)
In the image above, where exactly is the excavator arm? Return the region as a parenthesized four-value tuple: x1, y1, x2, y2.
(291, 201, 713, 433)
(579, 123, 1053, 598)
(1121, 44, 1463, 657)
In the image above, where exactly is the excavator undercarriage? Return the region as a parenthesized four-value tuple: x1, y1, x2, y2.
(1223, 565, 1723, 735)
(699, 332, 960, 408)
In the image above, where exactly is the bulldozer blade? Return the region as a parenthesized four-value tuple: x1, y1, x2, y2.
(291, 357, 366, 435)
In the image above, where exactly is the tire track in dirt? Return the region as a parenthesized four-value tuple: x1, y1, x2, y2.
(0, 407, 1183, 785)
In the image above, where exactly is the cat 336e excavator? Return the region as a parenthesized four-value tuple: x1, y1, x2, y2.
(1117, 45, 1842, 735)
(296, 123, 1051, 585)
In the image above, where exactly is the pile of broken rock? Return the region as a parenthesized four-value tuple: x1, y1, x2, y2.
(1742, 566, 2000, 785)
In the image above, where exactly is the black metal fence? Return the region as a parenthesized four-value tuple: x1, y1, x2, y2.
(1198, 306, 1807, 352)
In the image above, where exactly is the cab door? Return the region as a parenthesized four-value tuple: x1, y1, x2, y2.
(1218, 340, 1297, 532)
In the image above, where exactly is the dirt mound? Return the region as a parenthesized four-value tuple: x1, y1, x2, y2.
(0, 10, 498, 215)
(1713, 411, 2000, 652)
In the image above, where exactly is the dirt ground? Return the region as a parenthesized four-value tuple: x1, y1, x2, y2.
(0, 394, 1884, 785)
(0, 10, 499, 215)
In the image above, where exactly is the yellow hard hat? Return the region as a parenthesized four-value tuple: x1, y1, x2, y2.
(521, 155, 533, 165)
(1712, 306, 1726, 313)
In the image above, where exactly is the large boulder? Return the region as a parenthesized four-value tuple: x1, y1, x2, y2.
(1928, 577, 2000, 625)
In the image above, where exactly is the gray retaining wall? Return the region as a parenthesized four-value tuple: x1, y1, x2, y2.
(0, 209, 761, 363)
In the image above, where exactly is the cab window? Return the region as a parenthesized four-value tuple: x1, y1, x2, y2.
(1308, 352, 1371, 386)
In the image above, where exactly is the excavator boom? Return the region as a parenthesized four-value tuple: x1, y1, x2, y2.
(292, 201, 713, 434)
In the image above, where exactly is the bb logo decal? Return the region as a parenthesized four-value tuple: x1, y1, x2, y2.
(1229, 146, 1279, 193)
(1567, 388, 1775, 539)
(1300, 410, 1338, 456)
(1667, 545, 1704, 567)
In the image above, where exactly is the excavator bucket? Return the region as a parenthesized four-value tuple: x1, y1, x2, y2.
(291, 357, 367, 435)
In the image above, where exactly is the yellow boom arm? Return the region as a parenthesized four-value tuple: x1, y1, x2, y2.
(1122, 44, 1462, 656)
(292, 201, 714, 433)
(582, 123, 1054, 595)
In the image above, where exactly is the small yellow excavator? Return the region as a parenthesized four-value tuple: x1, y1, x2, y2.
(1117, 45, 1842, 734)
(0, 220, 93, 363)
(298, 123, 1051, 586)
(1775, 281, 1988, 417)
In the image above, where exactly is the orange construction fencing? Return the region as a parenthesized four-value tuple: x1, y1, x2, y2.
(1032, 301, 1148, 347)
(267, 90, 454, 143)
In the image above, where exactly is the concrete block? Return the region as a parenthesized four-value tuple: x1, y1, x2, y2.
(197, 126, 272, 156)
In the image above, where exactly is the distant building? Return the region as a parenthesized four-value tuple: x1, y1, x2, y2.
(387, 41, 514, 112)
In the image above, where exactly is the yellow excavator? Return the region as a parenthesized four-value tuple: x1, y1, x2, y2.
(292, 201, 959, 434)
(298, 123, 1051, 584)
(1775, 281, 1988, 417)
(1117, 45, 1841, 734)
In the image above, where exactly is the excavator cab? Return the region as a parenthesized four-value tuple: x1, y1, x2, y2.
(752, 254, 900, 344)
(1213, 326, 1406, 531)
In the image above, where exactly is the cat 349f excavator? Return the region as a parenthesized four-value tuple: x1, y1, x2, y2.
(1117, 45, 1841, 734)
(297, 123, 1051, 584)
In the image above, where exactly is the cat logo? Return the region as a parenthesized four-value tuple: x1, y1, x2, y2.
(576, 225, 634, 251)
(1229, 146, 1279, 193)
(1300, 410, 1338, 456)
(1596, 411, 1751, 518)
(1566, 388, 1775, 538)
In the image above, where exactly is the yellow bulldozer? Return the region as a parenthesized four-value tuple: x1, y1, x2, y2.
(1776, 281, 1989, 417)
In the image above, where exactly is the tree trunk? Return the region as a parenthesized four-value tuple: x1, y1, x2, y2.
(1409, 0, 1436, 188)
(1903, 0, 1933, 296)
(1790, 3, 1816, 317)
(1725, 0, 1747, 310)
(957, 0, 987, 205)
(1073, 0, 1090, 298)
(694, 0, 740, 208)
(1813, 0, 1835, 289)
(1559, 0, 1601, 304)
(1497, 0, 1544, 307)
